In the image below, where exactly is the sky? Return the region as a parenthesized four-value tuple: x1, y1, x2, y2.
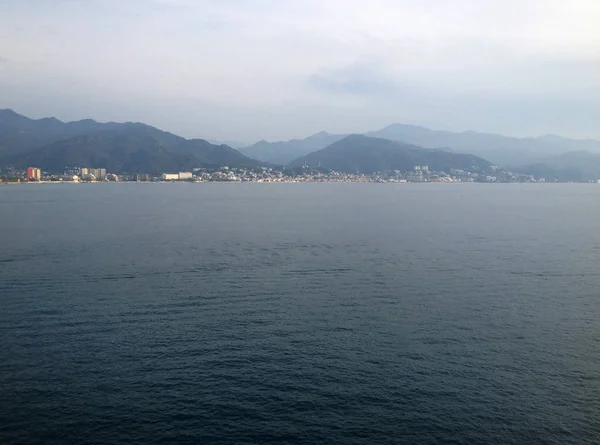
(1, 0, 599, 143)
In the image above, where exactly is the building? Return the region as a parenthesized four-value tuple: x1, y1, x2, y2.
(135, 173, 150, 182)
(80, 167, 106, 181)
(178, 172, 193, 180)
(89, 168, 106, 181)
(27, 167, 41, 181)
(162, 173, 179, 181)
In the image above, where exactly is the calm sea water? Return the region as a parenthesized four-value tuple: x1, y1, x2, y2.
(1, 183, 599, 444)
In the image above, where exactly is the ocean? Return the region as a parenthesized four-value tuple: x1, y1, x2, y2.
(1, 183, 599, 444)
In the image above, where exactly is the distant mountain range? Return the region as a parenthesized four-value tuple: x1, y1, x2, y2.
(241, 123, 600, 170)
(289, 134, 492, 174)
(0, 110, 262, 174)
(366, 124, 600, 167)
(240, 131, 346, 165)
(513, 151, 600, 182)
(0, 109, 116, 155)
(206, 139, 248, 150)
(3, 109, 600, 180)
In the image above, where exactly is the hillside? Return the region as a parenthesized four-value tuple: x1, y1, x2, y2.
(240, 122, 600, 168)
(289, 134, 492, 174)
(0, 109, 118, 156)
(0, 110, 263, 174)
(240, 131, 346, 165)
(367, 124, 600, 167)
(514, 151, 600, 181)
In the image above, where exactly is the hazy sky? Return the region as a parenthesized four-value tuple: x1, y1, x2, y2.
(1, 0, 599, 142)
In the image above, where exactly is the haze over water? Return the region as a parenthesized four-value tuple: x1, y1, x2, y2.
(1, 183, 599, 444)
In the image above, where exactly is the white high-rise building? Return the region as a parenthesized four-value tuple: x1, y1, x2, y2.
(80, 167, 106, 180)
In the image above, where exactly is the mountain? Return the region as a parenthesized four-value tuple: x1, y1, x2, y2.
(240, 131, 346, 165)
(367, 124, 600, 167)
(241, 122, 600, 168)
(288, 134, 492, 174)
(206, 139, 248, 150)
(515, 151, 600, 181)
(0, 110, 263, 174)
(0, 109, 118, 156)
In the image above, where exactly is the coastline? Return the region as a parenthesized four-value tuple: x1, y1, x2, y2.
(1, 180, 596, 185)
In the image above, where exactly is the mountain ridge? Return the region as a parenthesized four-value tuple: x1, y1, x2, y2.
(0, 110, 264, 174)
(366, 123, 600, 166)
(513, 150, 600, 181)
(239, 132, 347, 165)
(239, 121, 600, 167)
(4, 109, 600, 179)
(288, 134, 492, 174)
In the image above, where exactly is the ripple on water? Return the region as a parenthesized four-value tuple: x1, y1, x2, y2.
(1, 184, 600, 444)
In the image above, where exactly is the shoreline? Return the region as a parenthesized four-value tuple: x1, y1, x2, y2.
(1, 180, 597, 185)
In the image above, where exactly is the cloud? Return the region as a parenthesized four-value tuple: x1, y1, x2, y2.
(308, 60, 397, 96)
(0, 0, 599, 141)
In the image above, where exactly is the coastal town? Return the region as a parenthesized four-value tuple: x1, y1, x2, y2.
(0, 165, 557, 184)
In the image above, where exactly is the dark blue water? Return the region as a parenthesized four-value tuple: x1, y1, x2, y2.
(1, 183, 600, 444)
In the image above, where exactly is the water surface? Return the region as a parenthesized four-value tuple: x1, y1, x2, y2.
(1, 183, 599, 444)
